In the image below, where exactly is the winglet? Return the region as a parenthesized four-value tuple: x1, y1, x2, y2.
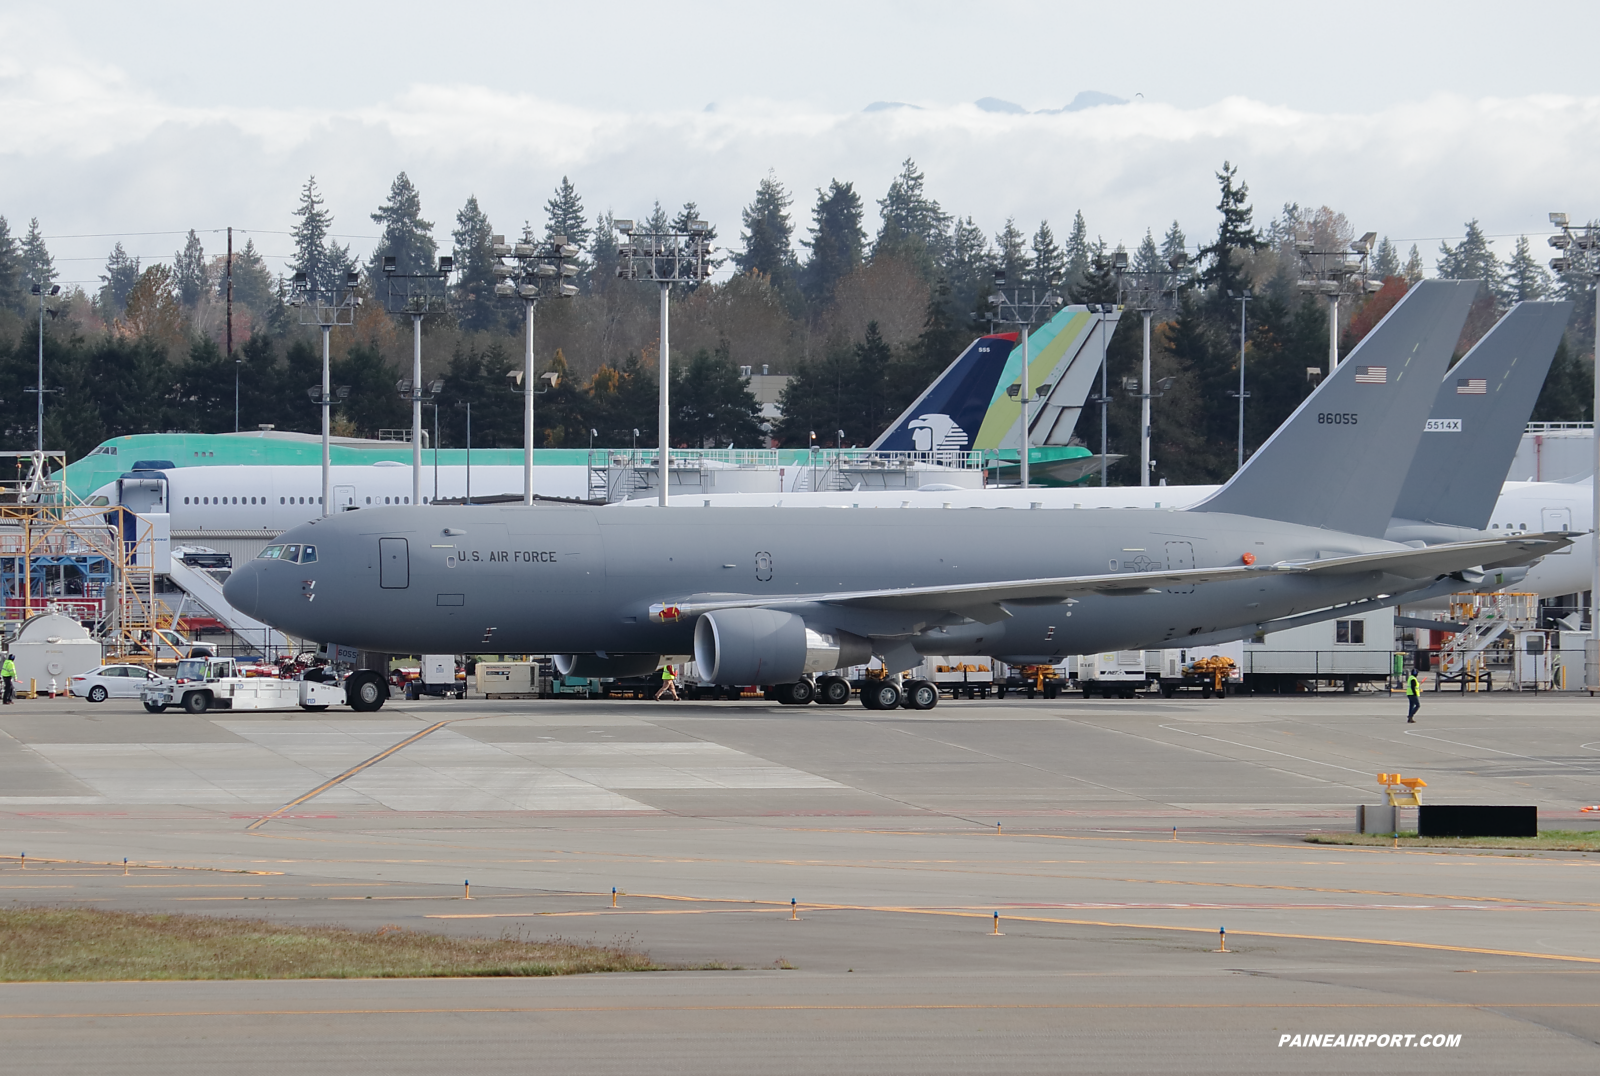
(1191, 280, 1477, 537)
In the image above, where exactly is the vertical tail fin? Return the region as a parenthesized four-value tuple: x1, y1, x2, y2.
(1394, 300, 1572, 530)
(871, 333, 1018, 451)
(972, 305, 1121, 450)
(1192, 280, 1477, 536)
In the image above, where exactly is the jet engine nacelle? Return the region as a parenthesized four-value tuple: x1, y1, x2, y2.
(554, 653, 663, 679)
(693, 608, 870, 685)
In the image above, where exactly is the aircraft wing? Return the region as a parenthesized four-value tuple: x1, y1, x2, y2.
(651, 533, 1571, 621)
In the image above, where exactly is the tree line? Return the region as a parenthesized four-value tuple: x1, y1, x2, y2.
(0, 162, 1592, 479)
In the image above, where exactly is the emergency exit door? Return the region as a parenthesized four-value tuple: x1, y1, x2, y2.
(379, 538, 409, 588)
(1543, 507, 1572, 553)
(335, 485, 356, 512)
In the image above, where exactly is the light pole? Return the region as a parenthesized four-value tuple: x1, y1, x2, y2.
(489, 234, 580, 504)
(1228, 289, 1252, 471)
(288, 270, 361, 517)
(1117, 255, 1193, 485)
(28, 282, 60, 455)
(988, 269, 1063, 488)
(614, 218, 715, 506)
(382, 255, 454, 507)
(397, 378, 444, 499)
(1548, 212, 1600, 689)
(1297, 233, 1378, 371)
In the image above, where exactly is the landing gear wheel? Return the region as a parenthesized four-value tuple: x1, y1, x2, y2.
(775, 679, 816, 705)
(816, 676, 852, 706)
(143, 701, 168, 713)
(903, 679, 938, 710)
(182, 692, 209, 715)
(346, 671, 388, 712)
(861, 681, 901, 710)
(87, 685, 108, 703)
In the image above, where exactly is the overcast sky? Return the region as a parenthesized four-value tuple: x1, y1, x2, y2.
(5, 0, 1599, 285)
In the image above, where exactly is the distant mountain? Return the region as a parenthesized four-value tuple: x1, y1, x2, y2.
(863, 101, 923, 112)
(1049, 91, 1129, 113)
(974, 97, 1028, 114)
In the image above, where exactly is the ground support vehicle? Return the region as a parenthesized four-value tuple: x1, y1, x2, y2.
(402, 654, 466, 699)
(141, 657, 385, 714)
(996, 663, 1064, 699)
(1075, 652, 1150, 698)
(922, 656, 994, 699)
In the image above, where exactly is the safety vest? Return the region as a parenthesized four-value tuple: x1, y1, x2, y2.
(1405, 674, 1419, 696)
(1, 659, 14, 679)
(661, 665, 675, 681)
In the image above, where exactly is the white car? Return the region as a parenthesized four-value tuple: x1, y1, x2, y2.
(71, 664, 159, 703)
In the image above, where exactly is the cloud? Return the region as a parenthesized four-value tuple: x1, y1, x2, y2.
(3, 43, 1597, 279)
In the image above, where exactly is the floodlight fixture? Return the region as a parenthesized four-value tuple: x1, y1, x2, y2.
(438, 256, 454, 273)
(345, 271, 360, 288)
(1354, 231, 1378, 253)
(1112, 251, 1129, 270)
(383, 256, 397, 274)
(1551, 212, 1569, 226)
(614, 219, 635, 233)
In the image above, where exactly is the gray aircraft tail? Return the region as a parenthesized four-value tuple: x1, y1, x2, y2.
(1392, 300, 1571, 531)
(1191, 279, 1477, 537)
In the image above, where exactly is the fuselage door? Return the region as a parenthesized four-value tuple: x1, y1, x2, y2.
(1542, 507, 1572, 552)
(1165, 541, 1195, 594)
(379, 537, 410, 588)
(335, 486, 356, 512)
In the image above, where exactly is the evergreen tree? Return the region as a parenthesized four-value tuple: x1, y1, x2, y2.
(290, 177, 353, 295)
(735, 171, 796, 290)
(801, 179, 865, 304)
(1063, 210, 1091, 292)
(1403, 244, 1425, 284)
(221, 240, 277, 315)
(1370, 236, 1400, 280)
(1197, 161, 1265, 299)
(172, 229, 207, 308)
(18, 218, 54, 294)
(1502, 235, 1551, 302)
(451, 195, 501, 333)
(1132, 228, 1163, 276)
(543, 176, 590, 249)
(994, 218, 1028, 283)
(1159, 219, 1188, 268)
(945, 217, 993, 328)
(1029, 220, 1065, 286)
(369, 171, 436, 280)
(588, 210, 620, 292)
(873, 158, 950, 278)
(97, 242, 142, 319)
(673, 344, 765, 447)
(643, 201, 671, 236)
(1070, 239, 1119, 304)
(1531, 336, 1594, 422)
(671, 201, 720, 293)
(1436, 219, 1501, 293)
(0, 216, 19, 314)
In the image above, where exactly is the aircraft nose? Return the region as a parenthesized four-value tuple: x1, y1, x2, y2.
(222, 562, 261, 619)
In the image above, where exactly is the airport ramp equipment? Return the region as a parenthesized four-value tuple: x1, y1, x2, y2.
(165, 549, 291, 655)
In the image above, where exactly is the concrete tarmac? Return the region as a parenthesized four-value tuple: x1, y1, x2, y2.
(3, 689, 1599, 1072)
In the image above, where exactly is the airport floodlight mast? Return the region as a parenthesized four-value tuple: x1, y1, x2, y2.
(288, 270, 361, 517)
(1297, 232, 1379, 372)
(988, 268, 1064, 488)
(1547, 211, 1600, 688)
(395, 377, 445, 498)
(382, 256, 455, 508)
(614, 218, 715, 506)
(28, 282, 61, 456)
(1118, 255, 1193, 485)
(488, 234, 581, 505)
(1227, 290, 1253, 470)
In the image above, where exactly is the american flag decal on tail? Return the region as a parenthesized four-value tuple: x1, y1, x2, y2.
(1456, 377, 1487, 394)
(1354, 365, 1387, 384)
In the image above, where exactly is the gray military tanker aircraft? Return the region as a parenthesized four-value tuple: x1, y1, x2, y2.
(223, 280, 1569, 711)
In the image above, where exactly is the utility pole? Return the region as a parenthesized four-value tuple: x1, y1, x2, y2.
(1230, 290, 1252, 471)
(382, 255, 454, 507)
(228, 226, 237, 432)
(615, 218, 715, 506)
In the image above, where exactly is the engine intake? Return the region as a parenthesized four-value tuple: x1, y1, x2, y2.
(554, 653, 663, 679)
(693, 608, 869, 685)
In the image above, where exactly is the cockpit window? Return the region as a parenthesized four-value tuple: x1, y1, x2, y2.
(258, 545, 284, 559)
(283, 545, 301, 563)
(300, 545, 317, 563)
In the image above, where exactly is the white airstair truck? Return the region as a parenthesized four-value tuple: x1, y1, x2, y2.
(141, 656, 348, 714)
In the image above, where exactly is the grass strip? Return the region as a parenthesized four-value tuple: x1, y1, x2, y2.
(0, 907, 657, 981)
(1305, 830, 1600, 851)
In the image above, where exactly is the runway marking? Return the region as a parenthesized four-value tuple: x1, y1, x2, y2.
(3, 1001, 1597, 1021)
(244, 722, 450, 831)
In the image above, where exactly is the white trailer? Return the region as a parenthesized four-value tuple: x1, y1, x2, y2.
(1074, 651, 1150, 697)
(1234, 610, 1397, 693)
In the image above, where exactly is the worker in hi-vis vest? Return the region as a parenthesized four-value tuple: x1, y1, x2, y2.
(1, 653, 15, 705)
(654, 662, 679, 702)
(1405, 669, 1421, 723)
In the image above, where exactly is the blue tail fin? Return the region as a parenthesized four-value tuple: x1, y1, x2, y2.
(871, 333, 1019, 451)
